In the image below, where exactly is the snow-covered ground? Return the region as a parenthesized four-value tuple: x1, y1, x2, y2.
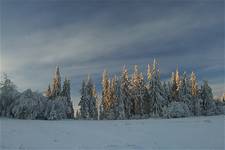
(0, 115, 224, 150)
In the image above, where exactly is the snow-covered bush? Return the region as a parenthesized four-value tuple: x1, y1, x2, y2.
(215, 100, 225, 115)
(163, 102, 191, 118)
(0, 74, 20, 117)
(11, 89, 47, 119)
(45, 96, 74, 120)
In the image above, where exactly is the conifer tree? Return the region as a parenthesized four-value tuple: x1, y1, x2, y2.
(114, 77, 125, 119)
(61, 77, 71, 101)
(170, 67, 181, 102)
(190, 72, 198, 97)
(175, 67, 180, 91)
(162, 81, 170, 106)
(170, 72, 176, 101)
(79, 80, 89, 119)
(147, 64, 152, 80)
(147, 59, 165, 117)
(130, 65, 145, 117)
(121, 66, 132, 119)
(101, 70, 111, 119)
(190, 71, 201, 115)
(200, 80, 216, 115)
(86, 76, 98, 119)
(79, 76, 98, 120)
(179, 72, 192, 107)
(51, 66, 61, 98)
(108, 76, 116, 119)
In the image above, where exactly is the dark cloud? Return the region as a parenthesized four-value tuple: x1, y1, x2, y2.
(1, 0, 224, 102)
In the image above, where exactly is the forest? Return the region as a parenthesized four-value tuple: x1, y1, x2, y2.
(0, 59, 224, 120)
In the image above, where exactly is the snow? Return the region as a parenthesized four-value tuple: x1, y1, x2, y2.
(1, 115, 224, 150)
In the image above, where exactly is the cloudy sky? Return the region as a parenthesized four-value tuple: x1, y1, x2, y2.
(1, 0, 224, 104)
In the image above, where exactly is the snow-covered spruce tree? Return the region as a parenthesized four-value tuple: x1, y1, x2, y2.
(12, 89, 47, 119)
(44, 66, 74, 119)
(190, 71, 202, 116)
(114, 77, 125, 119)
(95, 92, 100, 120)
(101, 70, 112, 119)
(147, 59, 165, 117)
(51, 66, 61, 98)
(120, 66, 132, 119)
(0, 74, 20, 117)
(199, 80, 216, 116)
(170, 67, 181, 102)
(162, 81, 170, 106)
(87, 76, 98, 119)
(78, 76, 98, 120)
(61, 77, 70, 100)
(109, 76, 125, 120)
(130, 65, 146, 118)
(179, 72, 192, 113)
(107, 77, 115, 119)
(79, 80, 89, 119)
(60, 77, 74, 118)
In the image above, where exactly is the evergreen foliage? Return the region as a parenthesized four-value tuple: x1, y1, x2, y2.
(77, 59, 222, 120)
(78, 76, 98, 120)
(0, 60, 223, 120)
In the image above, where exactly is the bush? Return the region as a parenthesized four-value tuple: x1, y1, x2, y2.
(11, 89, 47, 119)
(45, 96, 74, 120)
(163, 102, 191, 118)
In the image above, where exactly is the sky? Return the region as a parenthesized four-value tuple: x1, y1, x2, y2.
(0, 0, 224, 104)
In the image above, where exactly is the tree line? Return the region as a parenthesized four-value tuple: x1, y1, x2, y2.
(77, 59, 225, 120)
(0, 60, 224, 120)
(0, 66, 74, 120)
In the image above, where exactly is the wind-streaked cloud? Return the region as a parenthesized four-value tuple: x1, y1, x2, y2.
(1, 0, 224, 102)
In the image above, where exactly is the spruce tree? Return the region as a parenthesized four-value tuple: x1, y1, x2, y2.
(108, 76, 116, 119)
(61, 77, 71, 101)
(200, 80, 216, 115)
(79, 80, 89, 119)
(86, 76, 98, 119)
(147, 64, 152, 80)
(114, 77, 125, 119)
(175, 67, 180, 91)
(78, 76, 98, 120)
(51, 66, 61, 98)
(170, 67, 181, 102)
(190, 71, 201, 115)
(179, 72, 192, 108)
(162, 81, 170, 106)
(101, 70, 111, 119)
(190, 72, 198, 97)
(130, 65, 145, 117)
(121, 66, 131, 119)
(147, 59, 165, 117)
